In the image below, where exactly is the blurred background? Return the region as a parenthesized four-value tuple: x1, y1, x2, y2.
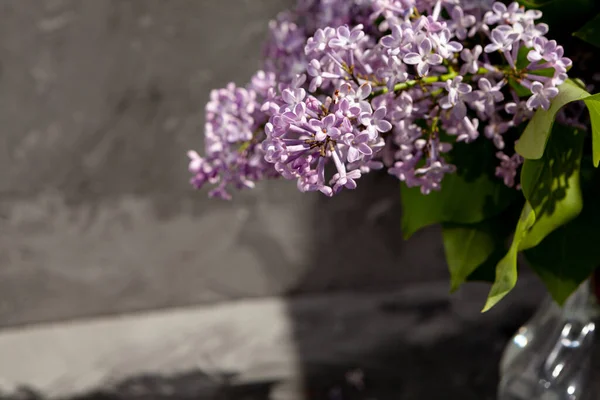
(0, 1, 545, 399)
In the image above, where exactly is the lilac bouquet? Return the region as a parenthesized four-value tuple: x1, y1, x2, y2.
(188, 0, 600, 311)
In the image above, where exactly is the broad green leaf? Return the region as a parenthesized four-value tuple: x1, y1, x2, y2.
(517, 0, 556, 7)
(401, 172, 517, 238)
(483, 124, 586, 311)
(582, 93, 600, 167)
(573, 13, 600, 48)
(466, 247, 510, 284)
(401, 136, 519, 238)
(519, 125, 585, 250)
(443, 223, 497, 293)
(482, 203, 536, 312)
(516, 45, 531, 69)
(442, 204, 522, 292)
(508, 78, 531, 98)
(516, 79, 590, 160)
(524, 167, 600, 304)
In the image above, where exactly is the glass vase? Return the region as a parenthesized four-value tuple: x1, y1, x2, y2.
(498, 274, 600, 400)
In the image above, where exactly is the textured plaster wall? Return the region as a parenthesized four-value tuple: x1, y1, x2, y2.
(0, 0, 448, 328)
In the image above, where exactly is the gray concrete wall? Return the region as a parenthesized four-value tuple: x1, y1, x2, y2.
(0, 0, 448, 328)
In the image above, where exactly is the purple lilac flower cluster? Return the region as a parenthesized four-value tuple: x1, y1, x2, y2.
(187, 72, 278, 199)
(189, 0, 572, 198)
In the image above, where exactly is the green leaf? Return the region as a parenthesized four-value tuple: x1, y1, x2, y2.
(443, 223, 498, 293)
(442, 205, 520, 292)
(582, 93, 600, 167)
(401, 172, 517, 238)
(516, 45, 531, 69)
(517, 0, 556, 7)
(524, 168, 600, 304)
(466, 247, 510, 284)
(515, 79, 590, 160)
(573, 13, 600, 48)
(519, 125, 585, 250)
(483, 124, 586, 311)
(482, 203, 536, 312)
(401, 137, 519, 238)
(508, 78, 531, 98)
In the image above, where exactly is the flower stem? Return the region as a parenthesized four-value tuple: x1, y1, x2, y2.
(369, 67, 489, 99)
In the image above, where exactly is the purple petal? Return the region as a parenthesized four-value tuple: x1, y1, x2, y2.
(540, 98, 551, 110)
(309, 119, 323, 129)
(453, 102, 467, 120)
(347, 147, 361, 163)
(359, 112, 372, 125)
(373, 107, 387, 119)
(545, 87, 559, 98)
(319, 186, 333, 197)
(282, 90, 295, 104)
(417, 61, 429, 76)
(358, 142, 373, 155)
(491, 29, 505, 44)
(526, 95, 541, 109)
(527, 51, 543, 63)
(479, 78, 492, 91)
(329, 38, 344, 48)
(457, 83, 472, 94)
(342, 132, 355, 145)
(530, 81, 543, 94)
(315, 131, 327, 141)
(323, 114, 336, 128)
(294, 103, 306, 118)
(447, 42, 463, 52)
(350, 29, 364, 42)
(420, 38, 432, 54)
(357, 83, 372, 99)
(451, 6, 463, 19)
(439, 96, 452, 109)
(484, 43, 498, 53)
(403, 53, 421, 65)
(355, 132, 369, 144)
(337, 25, 350, 38)
(492, 2, 506, 13)
(428, 54, 443, 65)
(376, 120, 392, 132)
(309, 77, 321, 92)
(328, 127, 341, 139)
(381, 35, 396, 48)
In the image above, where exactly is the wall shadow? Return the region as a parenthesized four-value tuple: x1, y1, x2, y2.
(283, 171, 539, 399)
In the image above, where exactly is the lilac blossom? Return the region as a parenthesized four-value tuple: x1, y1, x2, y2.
(460, 45, 482, 75)
(403, 37, 443, 76)
(381, 24, 405, 53)
(188, 79, 277, 199)
(484, 2, 521, 25)
(260, 79, 388, 196)
(378, 54, 409, 91)
(485, 26, 520, 55)
(360, 107, 393, 138)
(431, 29, 463, 58)
(189, 0, 576, 198)
(329, 24, 366, 50)
(439, 76, 472, 120)
(526, 81, 559, 110)
(469, 78, 505, 117)
(450, 6, 476, 40)
(496, 151, 523, 188)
